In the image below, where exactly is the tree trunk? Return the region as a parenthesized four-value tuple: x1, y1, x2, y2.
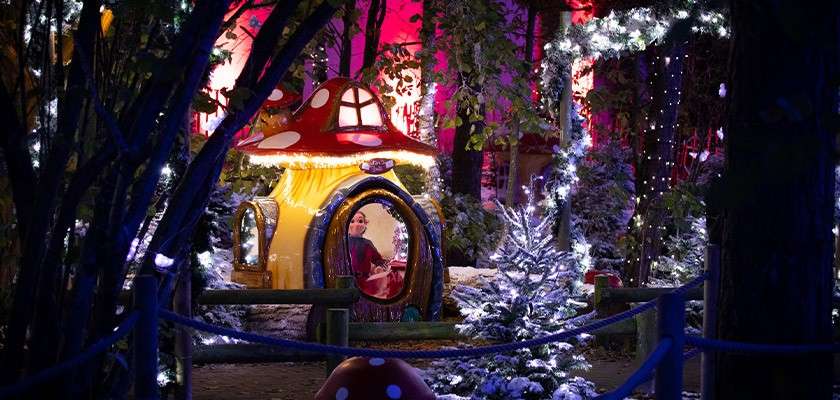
(553, 11, 573, 251)
(339, 0, 355, 77)
(505, 131, 519, 206)
(1, 0, 101, 382)
(715, 1, 838, 398)
(418, 0, 439, 198)
(361, 0, 386, 72)
(627, 42, 685, 286)
(451, 105, 484, 199)
(504, 3, 536, 207)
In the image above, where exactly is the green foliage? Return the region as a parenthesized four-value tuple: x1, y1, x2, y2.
(377, 0, 550, 151)
(440, 193, 503, 261)
(221, 87, 255, 112)
(361, 42, 422, 113)
(660, 183, 705, 233)
(393, 164, 427, 195)
(581, 58, 644, 139)
(192, 91, 221, 114)
(222, 151, 281, 197)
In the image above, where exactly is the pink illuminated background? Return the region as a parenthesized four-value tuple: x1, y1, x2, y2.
(196, 2, 593, 154)
(198, 2, 423, 141)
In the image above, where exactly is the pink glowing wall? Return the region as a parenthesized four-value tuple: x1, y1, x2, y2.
(199, 1, 557, 154)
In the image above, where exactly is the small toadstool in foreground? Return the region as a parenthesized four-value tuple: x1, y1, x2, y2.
(315, 357, 435, 400)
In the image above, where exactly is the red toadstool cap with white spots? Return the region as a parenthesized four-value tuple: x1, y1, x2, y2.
(262, 82, 301, 109)
(315, 357, 435, 400)
(236, 78, 436, 169)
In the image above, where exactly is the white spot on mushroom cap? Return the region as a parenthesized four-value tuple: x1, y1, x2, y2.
(268, 88, 284, 101)
(347, 134, 382, 147)
(386, 384, 402, 399)
(237, 131, 264, 147)
(311, 88, 329, 108)
(336, 387, 349, 400)
(369, 358, 385, 366)
(257, 131, 301, 149)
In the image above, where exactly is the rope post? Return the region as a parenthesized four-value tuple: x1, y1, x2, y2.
(635, 307, 657, 394)
(134, 275, 160, 400)
(594, 275, 609, 316)
(655, 292, 685, 400)
(701, 244, 720, 400)
(325, 308, 349, 376)
(324, 276, 353, 376)
(335, 275, 356, 292)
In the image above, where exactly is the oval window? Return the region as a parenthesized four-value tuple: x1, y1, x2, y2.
(238, 207, 260, 266)
(346, 201, 409, 300)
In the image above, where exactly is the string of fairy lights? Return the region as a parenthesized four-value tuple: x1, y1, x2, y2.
(540, 0, 728, 115)
(630, 49, 688, 278)
(539, 1, 728, 281)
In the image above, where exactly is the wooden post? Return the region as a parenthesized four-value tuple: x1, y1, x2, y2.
(325, 308, 349, 376)
(134, 275, 160, 400)
(701, 245, 720, 400)
(593, 275, 609, 317)
(324, 276, 353, 376)
(655, 292, 685, 400)
(635, 307, 657, 394)
(593, 275, 611, 348)
(174, 268, 192, 400)
(335, 275, 355, 291)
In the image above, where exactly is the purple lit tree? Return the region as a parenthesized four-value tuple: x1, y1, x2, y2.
(0, 1, 338, 396)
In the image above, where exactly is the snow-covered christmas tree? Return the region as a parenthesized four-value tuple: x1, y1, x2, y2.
(425, 183, 596, 400)
(571, 139, 635, 271)
(649, 215, 707, 287)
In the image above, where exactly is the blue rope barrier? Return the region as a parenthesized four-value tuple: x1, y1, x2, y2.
(601, 346, 704, 398)
(683, 347, 702, 361)
(159, 270, 712, 359)
(671, 272, 709, 296)
(595, 338, 673, 400)
(686, 335, 840, 354)
(160, 300, 659, 359)
(0, 312, 140, 399)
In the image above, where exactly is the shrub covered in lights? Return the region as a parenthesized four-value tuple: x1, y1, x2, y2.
(544, 105, 591, 227)
(541, 0, 728, 115)
(425, 186, 595, 400)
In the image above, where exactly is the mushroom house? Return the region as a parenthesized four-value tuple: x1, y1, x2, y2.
(231, 78, 444, 323)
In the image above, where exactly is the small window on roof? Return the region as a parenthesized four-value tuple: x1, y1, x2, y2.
(338, 87, 384, 129)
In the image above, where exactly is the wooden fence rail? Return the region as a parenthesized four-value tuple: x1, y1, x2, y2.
(179, 276, 356, 377)
(195, 288, 359, 306)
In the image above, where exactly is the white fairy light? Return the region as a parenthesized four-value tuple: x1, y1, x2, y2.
(155, 253, 175, 268)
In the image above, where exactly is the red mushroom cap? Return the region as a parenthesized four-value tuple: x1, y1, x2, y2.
(235, 78, 436, 164)
(262, 82, 301, 109)
(315, 357, 435, 400)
